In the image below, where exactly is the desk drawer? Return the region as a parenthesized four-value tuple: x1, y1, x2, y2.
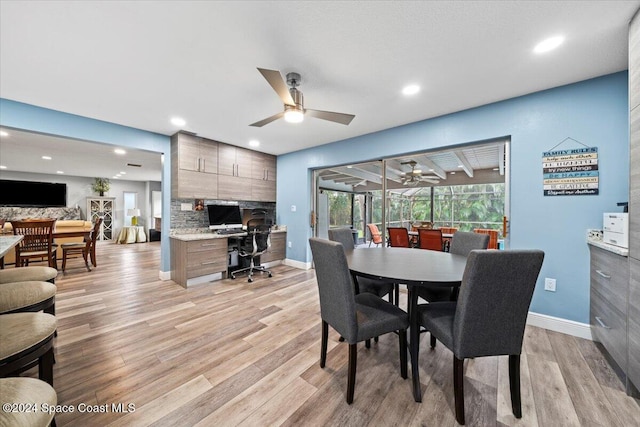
(590, 288, 627, 370)
(186, 239, 227, 253)
(590, 246, 628, 311)
(186, 248, 227, 279)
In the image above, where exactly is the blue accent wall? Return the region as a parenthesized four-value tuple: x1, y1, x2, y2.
(0, 99, 172, 272)
(277, 72, 629, 323)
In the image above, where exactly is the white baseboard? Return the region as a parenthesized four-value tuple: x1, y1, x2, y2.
(526, 312, 593, 340)
(283, 258, 312, 270)
(159, 270, 171, 281)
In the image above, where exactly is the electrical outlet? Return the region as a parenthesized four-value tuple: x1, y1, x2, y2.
(544, 278, 556, 292)
(288, 241, 292, 248)
(291, 205, 297, 212)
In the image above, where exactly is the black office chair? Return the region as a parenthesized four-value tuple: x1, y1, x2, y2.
(417, 249, 544, 425)
(231, 225, 272, 282)
(308, 237, 409, 404)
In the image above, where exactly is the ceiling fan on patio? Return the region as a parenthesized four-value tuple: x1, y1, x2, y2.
(249, 68, 355, 127)
(400, 161, 438, 186)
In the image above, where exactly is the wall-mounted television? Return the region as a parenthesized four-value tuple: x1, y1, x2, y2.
(0, 179, 67, 207)
(207, 204, 242, 230)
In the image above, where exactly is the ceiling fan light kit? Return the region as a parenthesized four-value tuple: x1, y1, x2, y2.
(250, 67, 355, 127)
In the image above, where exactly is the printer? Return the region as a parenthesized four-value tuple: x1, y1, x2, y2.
(603, 212, 629, 248)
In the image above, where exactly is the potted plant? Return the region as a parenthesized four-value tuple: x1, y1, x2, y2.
(92, 178, 110, 196)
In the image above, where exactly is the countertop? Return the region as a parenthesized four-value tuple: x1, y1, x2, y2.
(587, 237, 629, 257)
(170, 228, 287, 242)
(0, 235, 23, 258)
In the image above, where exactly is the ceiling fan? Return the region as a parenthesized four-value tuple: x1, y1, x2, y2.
(250, 68, 355, 127)
(400, 161, 439, 186)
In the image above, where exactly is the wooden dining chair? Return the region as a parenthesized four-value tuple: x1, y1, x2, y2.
(11, 219, 57, 269)
(60, 218, 102, 272)
(418, 228, 444, 251)
(387, 227, 411, 248)
(417, 250, 544, 424)
(366, 224, 383, 247)
(308, 237, 408, 404)
(473, 228, 499, 249)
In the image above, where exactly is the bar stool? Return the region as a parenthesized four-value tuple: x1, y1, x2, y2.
(0, 281, 56, 315)
(0, 377, 57, 427)
(0, 313, 57, 386)
(0, 266, 58, 284)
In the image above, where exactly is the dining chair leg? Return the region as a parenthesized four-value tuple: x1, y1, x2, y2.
(347, 343, 357, 404)
(320, 321, 328, 368)
(365, 339, 371, 349)
(40, 346, 55, 386)
(399, 329, 408, 379)
(430, 333, 436, 348)
(409, 287, 422, 402)
(509, 354, 522, 418)
(453, 356, 465, 425)
(83, 250, 91, 271)
(374, 336, 379, 343)
(394, 283, 400, 307)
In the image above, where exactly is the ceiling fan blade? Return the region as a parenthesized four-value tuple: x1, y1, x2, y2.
(257, 68, 295, 106)
(249, 112, 284, 127)
(306, 109, 355, 125)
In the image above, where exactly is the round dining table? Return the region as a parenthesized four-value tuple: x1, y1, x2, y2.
(345, 247, 468, 402)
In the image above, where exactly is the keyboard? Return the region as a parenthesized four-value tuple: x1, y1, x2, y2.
(216, 229, 243, 235)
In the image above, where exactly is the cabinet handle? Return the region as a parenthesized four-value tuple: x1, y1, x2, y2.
(201, 261, 218, 265)
(202, 158, 205, 171)
(595, 270, 611, 279)
(201, 243, 219, 247)
(595, 316, 611, 329)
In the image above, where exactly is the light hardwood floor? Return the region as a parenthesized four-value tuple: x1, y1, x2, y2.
(27, 241, 640, 426)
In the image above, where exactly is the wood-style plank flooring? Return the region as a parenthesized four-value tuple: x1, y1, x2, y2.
(24, 241, 640, 425)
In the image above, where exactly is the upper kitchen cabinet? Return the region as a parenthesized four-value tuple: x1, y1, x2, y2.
(251, 152, 277, 202)
(218, 144, 253, 178)
(171, 132, 218, 198)
(252, 152, 277, 182)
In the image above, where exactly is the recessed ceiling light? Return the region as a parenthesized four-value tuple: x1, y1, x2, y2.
(0, 130, 8, 137)
(402, 84, 420, 96)
(249, 140, 260, 147)
(171, 117, 186, 127)
(534, 35, 564, 54)
(114, 149, 126, 155)
(450, 171, 456, 175)
(458, 165, 463, 168)
(42, 156, 52, 160)
(347, 165, 353, 169)
(56, 171, 64, 174)
(0, 165, 6, 169)
(120, 171, 126, 175)
(113, 176, 119, 179)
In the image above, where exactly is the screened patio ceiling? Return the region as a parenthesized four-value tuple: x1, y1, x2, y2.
(317, 139, 508, 194)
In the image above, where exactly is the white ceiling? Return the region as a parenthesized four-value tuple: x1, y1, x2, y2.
(0, 1, 639, 179)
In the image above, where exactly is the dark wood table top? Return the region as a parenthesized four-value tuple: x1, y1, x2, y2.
(345, 247, 467, 286)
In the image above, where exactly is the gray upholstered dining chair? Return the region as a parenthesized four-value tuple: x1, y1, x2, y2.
(448, 231, 490, 256)
(416, 231, 490, 318)
(417, 249, 544, 425)
(309, 237, 409, 404)
(328, 228, 397, 305)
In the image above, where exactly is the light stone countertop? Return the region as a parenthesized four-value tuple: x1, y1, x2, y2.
(0, 235, 23, 258)
(587, 237, 629, 257)
(170, 228, 286, 242)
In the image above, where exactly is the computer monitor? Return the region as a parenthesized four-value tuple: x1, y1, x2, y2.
(207, 204, 242, 230)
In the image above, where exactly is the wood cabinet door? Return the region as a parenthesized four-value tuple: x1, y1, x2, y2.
(251, 178, 276, 202)
(177, 134, 201, 171)
(218, 175, 252, 200)
(217, 144, 236, 176)
(177, 170, 218, 199)
(251, 152, 277, 181)
(235, 147, 253, 178)
(199, 139, 218, 174)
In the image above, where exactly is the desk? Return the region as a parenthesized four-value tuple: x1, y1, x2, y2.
(345, 247, 467, 402)
(116, 226, 146, 244)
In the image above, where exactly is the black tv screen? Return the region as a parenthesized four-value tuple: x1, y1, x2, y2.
(0, 179, 67, 207)
(207, 204, 242, 229)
